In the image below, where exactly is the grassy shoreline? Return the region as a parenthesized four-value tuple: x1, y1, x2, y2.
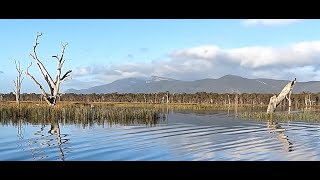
(1, 101, 320, 123)
(0, 102, 167, 125)
(0, 101, 268, 109)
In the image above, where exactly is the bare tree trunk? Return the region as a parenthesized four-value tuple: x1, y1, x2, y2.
(235, 93, 238, 105)
(13, 60, 24, 104)
(26, 32, 72, 106)
(285, 91, 292, 114)
(304, 94, 308, 107)
(267, 95, 277, 113)
(308, 94, 312, 108)
(267, 78, 296, 114)
(154, 93, 157, 103)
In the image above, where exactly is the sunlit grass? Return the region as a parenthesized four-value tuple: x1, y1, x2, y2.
(239, 109, 320, 122)
(2, 101, 320, 124)
(0, 102, 166, 126)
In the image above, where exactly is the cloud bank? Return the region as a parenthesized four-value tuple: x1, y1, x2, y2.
(69, 40, 320, 89)
(242, 19, 302, 26)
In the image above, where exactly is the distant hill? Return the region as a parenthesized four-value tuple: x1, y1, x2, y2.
(65, 75, 320, 94)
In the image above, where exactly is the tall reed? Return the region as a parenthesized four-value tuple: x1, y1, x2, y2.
(0, 103, 166, 126)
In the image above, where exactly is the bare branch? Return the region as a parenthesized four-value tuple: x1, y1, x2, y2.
(30, 32, 55, 91)
(15, 60, 18, 72)
(52, 55, 59, 61)
(59, 43, 68, 62)
(34, 32, 43, 47)
(55, 43, 68, 84)
(26, 61, 32, 72)
(61, 76, 72, 83)
(60, 70, 72, 82)
(26, 61, 51, 105)
(61, 59, 66, 67)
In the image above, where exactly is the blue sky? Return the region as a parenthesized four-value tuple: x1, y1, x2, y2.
(1, 19, 320, 93)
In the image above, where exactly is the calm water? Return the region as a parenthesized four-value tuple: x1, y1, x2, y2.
(1, 109, 320, 161)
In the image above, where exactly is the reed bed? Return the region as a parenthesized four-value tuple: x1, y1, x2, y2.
(0, 103, 166, 126)
(104, 102, 267, 111)
(239, 110, 320, 122)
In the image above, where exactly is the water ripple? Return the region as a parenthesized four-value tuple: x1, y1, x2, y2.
(1, 111, 320, 160)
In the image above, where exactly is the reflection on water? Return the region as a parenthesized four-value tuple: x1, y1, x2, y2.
(267, 120, 293, 152)
(1, 108, 320, 160)
(48, 122, 66, 161)
(14, 121, 70, 161)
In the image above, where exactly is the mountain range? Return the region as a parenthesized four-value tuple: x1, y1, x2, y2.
(65, 75, 320, 94)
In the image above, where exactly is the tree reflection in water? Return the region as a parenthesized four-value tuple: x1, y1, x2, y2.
(48, 122, 66, 161)
(16, 120, 70, 161)
(267, 119, 293, 152)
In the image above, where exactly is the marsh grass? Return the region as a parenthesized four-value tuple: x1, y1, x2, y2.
(103, 102, 267, 111)
(239, 109, 320, 122)
(0, 102, 166, 126)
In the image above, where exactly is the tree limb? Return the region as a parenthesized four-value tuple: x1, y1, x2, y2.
(13, 80, 17, 88)
(30, 32, 55, 92)
(26, 61, 51, 105)
(55, 43, 68, 84)
(59, 43, 68, 63)
(60, 70, 72, 82)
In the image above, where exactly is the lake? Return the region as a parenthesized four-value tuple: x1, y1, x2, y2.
(0, 108, 320, 161)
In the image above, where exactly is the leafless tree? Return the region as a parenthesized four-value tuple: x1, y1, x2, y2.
(166, 91, 169, 104)
(267, 78, 296, 114)
(25, 32, 72, 106)
(13, 60, 24, 103)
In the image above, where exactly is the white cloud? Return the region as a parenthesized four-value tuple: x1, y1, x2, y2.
(72, 67, 91, 76)
(171, 45, 221, 60)
(69, 40, 320, 89)
(242, 19, 302, 26)
(62, 79, 106, 91)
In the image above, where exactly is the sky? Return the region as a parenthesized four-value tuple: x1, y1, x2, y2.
(1, 19, 320, 93)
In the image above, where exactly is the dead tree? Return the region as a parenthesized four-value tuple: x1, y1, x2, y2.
(25, 32, 72, 106)
(166, 91, 169, 104)
(304, 92, 312, 109)
(13, 60, 24, 103)
(267, 78, 296, 114)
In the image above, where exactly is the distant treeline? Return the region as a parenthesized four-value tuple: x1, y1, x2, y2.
(1, 92, 319, 107)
